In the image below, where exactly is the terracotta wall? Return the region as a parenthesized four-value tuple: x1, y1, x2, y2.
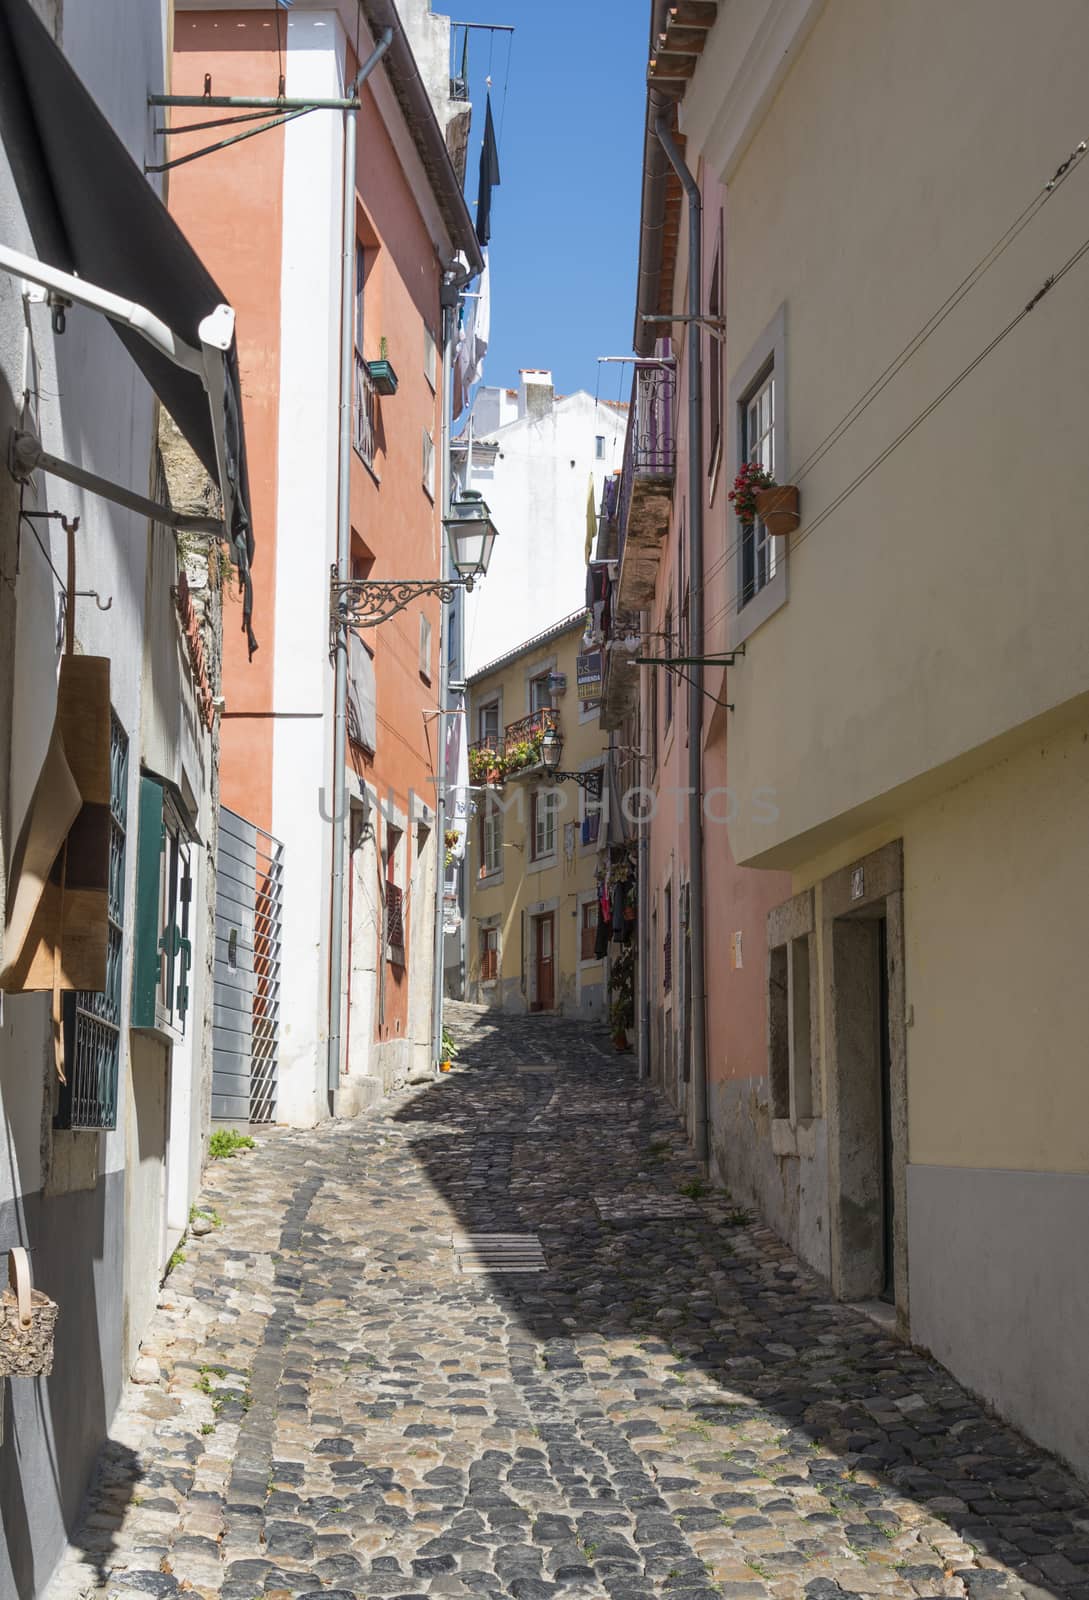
(169, 11, 285, 832)
(347, 57, 444, 1046)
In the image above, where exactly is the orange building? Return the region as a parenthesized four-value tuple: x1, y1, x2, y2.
(167, 0, 480, 1123)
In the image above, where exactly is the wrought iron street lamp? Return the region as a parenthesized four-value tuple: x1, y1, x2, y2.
(540, 727, 604, 798)
(331, 491, 498, 633)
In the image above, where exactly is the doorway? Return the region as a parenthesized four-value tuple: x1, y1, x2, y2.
(531, 912, 555, 1011)
(823, 840, 908, 1317)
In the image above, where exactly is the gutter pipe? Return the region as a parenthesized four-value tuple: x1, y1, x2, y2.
(654, 113, 709, 1167)
(327, 28, 393, 1101)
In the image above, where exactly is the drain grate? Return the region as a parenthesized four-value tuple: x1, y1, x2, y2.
(452, 1232, 547, 1273)
(594, 1194, 702, 1223)
(515, 1063, 558, 1074)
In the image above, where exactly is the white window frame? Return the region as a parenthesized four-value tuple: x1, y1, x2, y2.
(418, 613, 433, 682)
(424, 324, 438, 391)
(422, 428, 435, 500)
(729, 304, 789, 650)
(480, 794, 503, 878)
(531, 788, 558, 863)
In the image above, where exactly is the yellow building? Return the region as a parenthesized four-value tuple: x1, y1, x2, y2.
(466, 612, 611, 1019)
(657, 0, 1089, 1476)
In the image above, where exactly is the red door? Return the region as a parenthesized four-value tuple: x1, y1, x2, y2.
(533, 913, 555, 1011)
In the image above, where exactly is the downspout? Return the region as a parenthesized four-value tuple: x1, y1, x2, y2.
(327, 28, 393, 1102)
(655, 114, 709, 1166)
(430, 263, 465, 1072)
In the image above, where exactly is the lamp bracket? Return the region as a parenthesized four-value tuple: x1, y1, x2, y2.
(330, 570, 472, 641)
(548, 770, 604, 799)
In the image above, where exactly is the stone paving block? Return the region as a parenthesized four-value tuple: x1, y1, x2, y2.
(41, 1003, 1089, 1600)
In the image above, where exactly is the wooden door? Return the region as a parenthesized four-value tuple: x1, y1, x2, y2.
(533, 913, 555, 1011)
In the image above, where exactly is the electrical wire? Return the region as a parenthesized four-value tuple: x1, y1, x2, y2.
(694, 133, 1089, 605)
(790, 137, 1087, 490)
(705, 222, 1089, 638)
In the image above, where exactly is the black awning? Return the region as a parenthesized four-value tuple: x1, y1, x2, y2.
(0, 0, 257, 653)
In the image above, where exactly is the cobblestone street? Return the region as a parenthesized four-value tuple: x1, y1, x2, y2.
(49, 1004, 1089, 1600)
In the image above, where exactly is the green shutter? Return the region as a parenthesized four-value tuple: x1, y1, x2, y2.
(131, 775, 164, 1029)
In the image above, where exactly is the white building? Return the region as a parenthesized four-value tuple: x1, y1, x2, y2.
(457, 371, 628, 677)
(0, 0, 231, 1587)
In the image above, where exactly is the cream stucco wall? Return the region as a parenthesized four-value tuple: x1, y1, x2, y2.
(697, 0, 1089, 870)
(467, 621, 609, 1017)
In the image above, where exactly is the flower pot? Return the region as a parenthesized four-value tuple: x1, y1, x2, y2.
(754, 484, 799, 538)
(613, 1030, 628, 1053)
(367, 358, 398, 396)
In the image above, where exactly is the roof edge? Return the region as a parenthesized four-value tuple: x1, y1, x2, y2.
(358, 0, 483, 276)
(468, 609, 587, 684)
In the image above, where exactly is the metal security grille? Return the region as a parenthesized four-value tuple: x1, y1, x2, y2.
(213, 809, 283, 1124)
(386, 882, 405, 964)
(58, 713, 128, 1131)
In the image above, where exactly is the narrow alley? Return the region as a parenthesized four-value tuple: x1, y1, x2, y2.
(48, 1006, 1089, 1600)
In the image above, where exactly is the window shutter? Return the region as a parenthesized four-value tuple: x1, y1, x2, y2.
(348, 633, 377, 752)
(131, 775, 164, 1030)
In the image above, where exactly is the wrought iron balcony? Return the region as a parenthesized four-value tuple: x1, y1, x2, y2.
(466, 709, 559, 785)
(616, 362, 676, 610)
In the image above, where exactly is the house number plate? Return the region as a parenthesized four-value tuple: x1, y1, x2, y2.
(850, 866, 865, 901)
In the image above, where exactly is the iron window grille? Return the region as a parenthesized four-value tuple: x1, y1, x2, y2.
(386, 882, 405, 965)
(57, 711, 128, 1131)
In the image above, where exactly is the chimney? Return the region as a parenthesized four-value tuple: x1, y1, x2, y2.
(518, 369, 554, 420)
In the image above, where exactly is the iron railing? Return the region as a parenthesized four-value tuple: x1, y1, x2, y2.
(504, 707, 558, 746)
(386, 882, 405, 963)
(617, 362, 676, 565)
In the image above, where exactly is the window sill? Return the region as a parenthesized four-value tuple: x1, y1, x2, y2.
(729, 562, 788, 651)
(527, 853, 557, 874)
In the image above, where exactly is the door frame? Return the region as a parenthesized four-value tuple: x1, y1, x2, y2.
(530, 910, 556, 1012)
(822, 841, 909, 1325)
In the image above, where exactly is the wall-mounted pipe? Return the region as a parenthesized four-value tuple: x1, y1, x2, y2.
(326, 28, 393, 1102)
(654, 113, 709, 1166)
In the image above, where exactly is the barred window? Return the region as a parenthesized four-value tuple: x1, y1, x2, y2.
(57, 712, 128, 1131)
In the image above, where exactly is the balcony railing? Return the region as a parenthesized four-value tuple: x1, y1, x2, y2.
(353, 350, 377, 469)
(617, 362, 676, 566)
(467, 709, 559, 785)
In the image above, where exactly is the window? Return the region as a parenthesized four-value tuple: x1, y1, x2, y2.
(529, 672, 552, 714)
(580, 770, 605, 847)
(740, 368, 776, 608)
(663, 597, 674, 731)
(663, 880, 673, 995)
(57, 712, 128, 1131)
(480, 925, 499, 982)
(422, 428, 435, 499)
(385, 824, 404, 965)
(595, 434, 605, 460)
(419, 613, 432, 682)
(580, 900, 599, 961)
(708, 241, 722, 483)
(531, 789, 557, 861)
(353, 243, 376, 468)
(479, 698, 500, 747)
(132, 775, 193, 1038)
(424, 324, 438, 391)
(480, 794, 502, 876)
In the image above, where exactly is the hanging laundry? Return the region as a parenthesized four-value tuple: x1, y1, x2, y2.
(475, 91, 501, 246)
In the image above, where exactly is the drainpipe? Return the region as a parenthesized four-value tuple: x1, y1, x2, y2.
(429, 264, 463, 1072)
(638, 766, 651, 1079)
(327, 28, 393, 1103)
(655, 114, 709, 1166)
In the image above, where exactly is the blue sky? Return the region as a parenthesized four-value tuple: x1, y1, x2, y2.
(454, 0, 647, 402)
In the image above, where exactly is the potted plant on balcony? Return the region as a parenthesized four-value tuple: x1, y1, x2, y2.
(503, 735, 542, 776)
(728, 461, 800, 538)
(468, 746, 501, 786)
(367, 336, 399, 397)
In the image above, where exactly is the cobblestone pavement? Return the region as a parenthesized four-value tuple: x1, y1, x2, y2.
(49, 1004, 1089, 1600)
